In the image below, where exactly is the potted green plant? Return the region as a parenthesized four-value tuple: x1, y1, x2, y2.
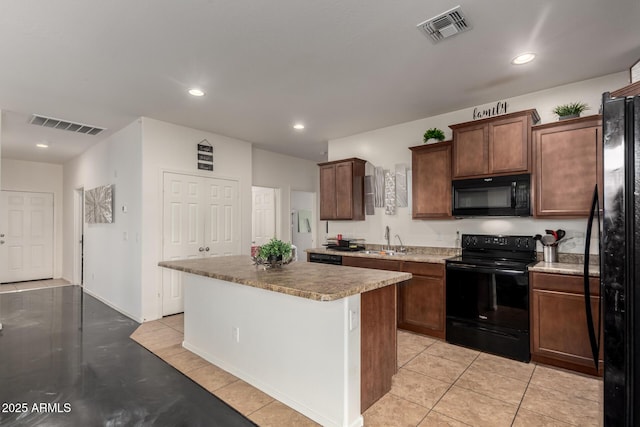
(552, 102, 589, 120)
(423, 128, 446, 144)
(255, 238, 293, 268)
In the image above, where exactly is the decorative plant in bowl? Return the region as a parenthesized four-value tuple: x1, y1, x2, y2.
(552, 102, 589, 120)
(423, 128, 446, 144)
(253, 238, 293, 269)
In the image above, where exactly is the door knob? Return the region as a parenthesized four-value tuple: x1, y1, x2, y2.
(0, 233, 4, 237)
(205, 247, 210, 252)
(198, 247, 205, 252)
(0, 240, 5, 245)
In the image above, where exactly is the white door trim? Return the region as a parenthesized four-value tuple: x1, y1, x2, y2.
(73, 187, 85, 286)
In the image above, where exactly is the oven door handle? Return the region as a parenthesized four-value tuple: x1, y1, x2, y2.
(446, 263, 527, 276)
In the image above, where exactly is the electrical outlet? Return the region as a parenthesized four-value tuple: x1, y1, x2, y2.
(232, 327, 240, 343)
(349, 309, 359, 331)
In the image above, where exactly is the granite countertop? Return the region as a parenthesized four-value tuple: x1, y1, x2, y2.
(529, 261, 600, 277)
(305, 247, 454, 264)
(159, 255, 411, 302)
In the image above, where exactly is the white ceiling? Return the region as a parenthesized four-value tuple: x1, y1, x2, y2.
(1, 0, 639, 164)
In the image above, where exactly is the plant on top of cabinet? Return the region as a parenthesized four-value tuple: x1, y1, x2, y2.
(318, 158, 366, 220)
(423, 128, 446, 144)
(552, 101, 590, 120)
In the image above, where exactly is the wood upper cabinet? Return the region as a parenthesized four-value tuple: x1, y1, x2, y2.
(410, 141, 452, 219)
(398, 262, 445, 339)
(318, 158, 366, 220)
(530, 272, 603, 376)
(450, 109, 540, 179)
(533, 115, 603, 217)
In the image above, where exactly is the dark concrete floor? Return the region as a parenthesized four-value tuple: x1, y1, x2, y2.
(0, 285, 256, 427)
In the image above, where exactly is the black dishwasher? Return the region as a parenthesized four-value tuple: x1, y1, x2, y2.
(308, 253, 342, 265)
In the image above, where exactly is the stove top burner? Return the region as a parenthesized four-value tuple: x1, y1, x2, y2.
(452, 234, 537, 267)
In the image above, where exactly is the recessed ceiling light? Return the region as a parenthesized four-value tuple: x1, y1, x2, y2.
(36, 143, 49, 148)
(188, 88, 205, 97)
(512, 53, 536, 65)
(293, 123, 305, 130)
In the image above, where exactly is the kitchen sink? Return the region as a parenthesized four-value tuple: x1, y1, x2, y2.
(361, 250, 405, 256)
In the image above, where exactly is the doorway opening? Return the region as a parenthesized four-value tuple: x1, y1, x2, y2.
(74, 187, 84, 287)
(291, 191, 316, 262)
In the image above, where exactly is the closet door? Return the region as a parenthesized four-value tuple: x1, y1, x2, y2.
(202, 178, 240, 257)
(161, 172, 241, 316)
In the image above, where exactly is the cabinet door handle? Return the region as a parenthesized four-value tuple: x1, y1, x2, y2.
(205, 247, 210, 252)
(199, 247, 205, 252)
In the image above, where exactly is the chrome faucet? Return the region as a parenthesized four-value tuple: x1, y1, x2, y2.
(384, 226, 390, 250)
(395, 234, 406, 253)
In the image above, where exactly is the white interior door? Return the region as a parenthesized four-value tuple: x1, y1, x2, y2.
(203, 179, 240, 257)
(252, 186, 275, 246)
(162, 172, 240, 316)
(0, 191, 54, 283)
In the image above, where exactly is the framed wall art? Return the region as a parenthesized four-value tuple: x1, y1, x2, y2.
(85, 184, 114, 223)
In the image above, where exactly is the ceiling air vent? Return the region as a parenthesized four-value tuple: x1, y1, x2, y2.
(417, 5, 470, 43)
(29, 114, 105, 136)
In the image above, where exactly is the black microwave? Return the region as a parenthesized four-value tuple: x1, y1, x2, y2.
(452, 174, 531, 217)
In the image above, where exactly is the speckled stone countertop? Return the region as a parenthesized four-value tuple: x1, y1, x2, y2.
(529, 261, 600, 277)
(305, 247, 455, 264)
(159, 256, 411, 302)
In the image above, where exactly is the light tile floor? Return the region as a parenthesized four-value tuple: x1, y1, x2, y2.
(132, 315, 604, 427)
(0, 278, 71, 293)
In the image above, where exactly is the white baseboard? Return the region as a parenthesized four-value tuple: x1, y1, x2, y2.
(82, 288, 143, 323)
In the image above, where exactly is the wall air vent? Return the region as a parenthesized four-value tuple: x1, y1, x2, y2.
(417, 5, 470, 43)
(29, 114, 105, 136)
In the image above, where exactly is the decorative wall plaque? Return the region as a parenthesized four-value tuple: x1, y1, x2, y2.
(384, 170, 396, 215)
(472, 101, 508, 120)
(197, 139, 214, 171)
(631, 58, 640, 83)
(85, 184, 114, 223)
(395, 163, 408, 207)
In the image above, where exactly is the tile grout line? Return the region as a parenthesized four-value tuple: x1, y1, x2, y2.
(511, 365, 583, 427)
(132, 322, 308, 425)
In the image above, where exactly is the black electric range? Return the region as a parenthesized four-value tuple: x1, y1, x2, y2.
(445, 234, 537, 362)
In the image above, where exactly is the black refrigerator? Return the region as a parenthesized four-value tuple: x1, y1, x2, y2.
(595, 92, 640, 426)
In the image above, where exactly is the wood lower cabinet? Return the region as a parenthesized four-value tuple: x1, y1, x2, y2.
(450, 109, 540, 179)
(532, 115, 603, 217)
(530, 272, 603, 376)
(318, 158, 366, 220)
(343, 256, 445, 340)
(410, 141, 452, 219)
(360, 284, 397, 411)
(398, 262, 445, 339)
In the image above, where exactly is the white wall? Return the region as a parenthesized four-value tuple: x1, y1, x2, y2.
(1, 159, 64, 278)
(63, 120, 143, 321)
(140, 118, 253, 321)
(0, 111, 2, 194)
(252, 148, 318, 244)
(327, 72, 629, 254)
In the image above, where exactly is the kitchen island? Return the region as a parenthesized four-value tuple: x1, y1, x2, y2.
(159, 256, 411, 427)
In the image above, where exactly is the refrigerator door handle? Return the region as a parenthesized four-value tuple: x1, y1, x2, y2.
(584, 184, 602, 371)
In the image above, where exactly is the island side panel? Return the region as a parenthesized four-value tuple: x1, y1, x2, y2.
(182, 273, 363, 427)
(361, 283, 398, 412)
